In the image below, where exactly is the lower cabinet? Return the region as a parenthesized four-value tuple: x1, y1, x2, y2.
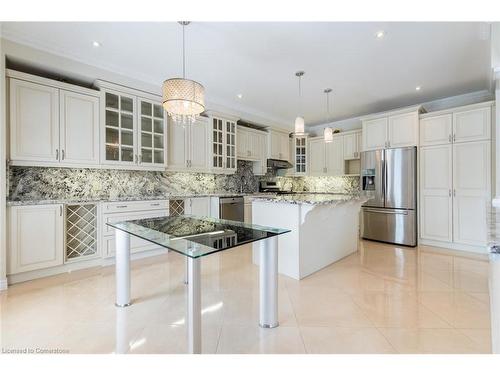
(8, 204, 64, 274)
(185, 197, 211, 216)
(101, 200, 169, 258)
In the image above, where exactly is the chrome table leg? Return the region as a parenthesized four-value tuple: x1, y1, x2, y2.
(115, 229, 131, 307)
(184, 256, 189, 284)
(187, 257, 201, 354)
(259, 236, 279, 328)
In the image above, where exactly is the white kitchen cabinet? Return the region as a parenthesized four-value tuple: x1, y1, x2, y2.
(343, 130, 362, 160)
(208, 114, 238, 174)
(292, 135, 308, 175)
(309, 135, 344, 176)
(362, 117, 387, 151)
(388, 112, 419, 148)
(96, 80, 167, 171)
(308, 138, 326, 176)
(101, 200, 169, 258)
(60, 90, 100, 166)
(453, 106, 491, 143)
(8, 204, 64, 274)
(325, 136, 344, 175)
(419, 114, 452, 146)
(419, 145, 453, 243)
(362, 108, 420, 151)
(8, 71, 100, 167)
(419, 137, 491, 252)
(9, 78, 60, 163)
(452, 141, 491, 247)
(269, 129, 290, 161)
(137, 98, 166, 167)
(237, 126, 266, 161)
(185, 197, 211, 217)
(167, 117, 209, 172)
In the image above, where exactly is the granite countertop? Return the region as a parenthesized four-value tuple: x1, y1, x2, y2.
(250, 193, 368, 205)
(6, 192, 279, 206)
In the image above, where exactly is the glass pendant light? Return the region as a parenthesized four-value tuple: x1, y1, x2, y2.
(162, 21, 205, 125)
(323, 88, 333, 143)
(294, 71, 306, 135)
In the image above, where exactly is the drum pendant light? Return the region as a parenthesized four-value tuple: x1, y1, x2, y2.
(162, 21, 205, 125)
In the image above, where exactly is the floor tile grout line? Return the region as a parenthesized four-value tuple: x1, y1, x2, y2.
(284, 280, 308, 354)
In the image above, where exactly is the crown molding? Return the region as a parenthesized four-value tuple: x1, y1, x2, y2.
(1, 32, 292, 130)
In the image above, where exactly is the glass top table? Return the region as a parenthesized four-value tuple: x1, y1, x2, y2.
(107, 215, 290, 259)
(107, 215, 290, 354)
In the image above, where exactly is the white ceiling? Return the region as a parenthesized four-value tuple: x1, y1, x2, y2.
(1, 22, 492, 128)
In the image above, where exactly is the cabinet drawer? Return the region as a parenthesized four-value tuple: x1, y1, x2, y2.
(102, 209, 168, 236)
(102, 235, 165, 258)
(101, 200, 168, 214)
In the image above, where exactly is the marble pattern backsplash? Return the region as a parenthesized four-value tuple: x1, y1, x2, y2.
(275, 175, 360, 194)
(8, 161, 259, 202)
(7, 161, 360, 202)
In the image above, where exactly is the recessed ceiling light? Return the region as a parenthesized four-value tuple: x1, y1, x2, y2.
(415, 86, 422, 91)
(92, 41, 101, 47)
(375, 30, 385, 39)
(237, 94, 243, 99)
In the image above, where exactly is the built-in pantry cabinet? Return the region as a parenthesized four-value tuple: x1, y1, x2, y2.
(8, 70, 100, 167)
(308, 135, 344, 176)
(419, 101, 494, 253)
(95, 80, 167, 171)
(362, 107, 421, 151)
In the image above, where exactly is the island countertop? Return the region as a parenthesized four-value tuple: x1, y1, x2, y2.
(251, 193, 370, 205)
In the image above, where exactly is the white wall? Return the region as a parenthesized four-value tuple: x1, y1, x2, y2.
(0, 26, 7, 290)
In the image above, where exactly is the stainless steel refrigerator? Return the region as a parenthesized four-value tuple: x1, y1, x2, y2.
(360, 146, 417, 246)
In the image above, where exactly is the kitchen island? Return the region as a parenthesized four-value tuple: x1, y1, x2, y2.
(251, 193, 369, 280)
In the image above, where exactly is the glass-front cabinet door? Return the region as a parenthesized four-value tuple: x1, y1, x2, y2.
(225, 119, 237, 172)
(212, 118, 224, 170)
(104, 91, 136, 165)
(138, 98, 165, 167)
(294, 136, 307, 175)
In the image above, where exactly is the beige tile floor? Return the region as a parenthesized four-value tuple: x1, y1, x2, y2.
(0, 240, 492, 354)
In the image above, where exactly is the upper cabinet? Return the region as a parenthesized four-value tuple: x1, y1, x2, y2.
(167, 117, 209, 172)
(292, 135, 308, 175)
(207, 113, 239, 174)
(96, 80, 167, 171)
(8, 70, 100, 168)
(343, 130, 362, 160)
(362, 107, 421, 151)
(308, 135, 344, 176)
(237, 126, 267, 176)
(419, 102, 493, 147)
(269, 129, 290, 161)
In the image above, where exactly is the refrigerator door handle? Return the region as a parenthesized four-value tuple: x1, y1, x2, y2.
(363, 208, 408, 215)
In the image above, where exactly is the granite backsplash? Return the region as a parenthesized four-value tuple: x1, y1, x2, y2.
(7, 161, 360, 202)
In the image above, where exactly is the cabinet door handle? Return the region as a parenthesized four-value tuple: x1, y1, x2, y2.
(453, 189, 456, 197)
(449, 189, 452, 197)
(448, 134, 452, 143)
(59, 206, 63, 216)
(150, 203, 160, 207)
(134, 154, 137, 164)
(453, 134, 456, 142)
(139, 154, 142, 164)
(56, 149, 59, 160)
(61, 150, 65, 160)
(116, 205, 128, 209)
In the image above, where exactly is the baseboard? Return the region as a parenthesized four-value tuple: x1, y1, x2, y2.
(419, 238, 487, 254)
(0, 278, 8, 291)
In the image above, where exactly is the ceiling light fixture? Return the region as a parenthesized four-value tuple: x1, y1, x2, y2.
(92, 41, 101, 47)
(376, 30, 385, 39)
(415, 86, 422, 91)
(323, 88, 333, 143)
(294, 71, 306, 135)
(162, 21, 205, 126)
(237, 94, 243, 99)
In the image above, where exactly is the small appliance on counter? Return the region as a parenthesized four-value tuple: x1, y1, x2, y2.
(259, 180, 291, 194)
(360, 146, 417, 247)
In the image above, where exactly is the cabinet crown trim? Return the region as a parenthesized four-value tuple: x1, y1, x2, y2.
(94, 79, 161, 101)
(7, 69, 100, 97)
(360, 105, 423, 122)
(419, 100, 495, 119)
(205, 111, 240, 122)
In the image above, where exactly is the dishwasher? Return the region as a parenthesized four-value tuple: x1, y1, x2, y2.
(219, 196, 244, 222)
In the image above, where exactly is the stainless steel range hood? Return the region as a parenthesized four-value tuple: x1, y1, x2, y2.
(267, 158, 293, 169)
